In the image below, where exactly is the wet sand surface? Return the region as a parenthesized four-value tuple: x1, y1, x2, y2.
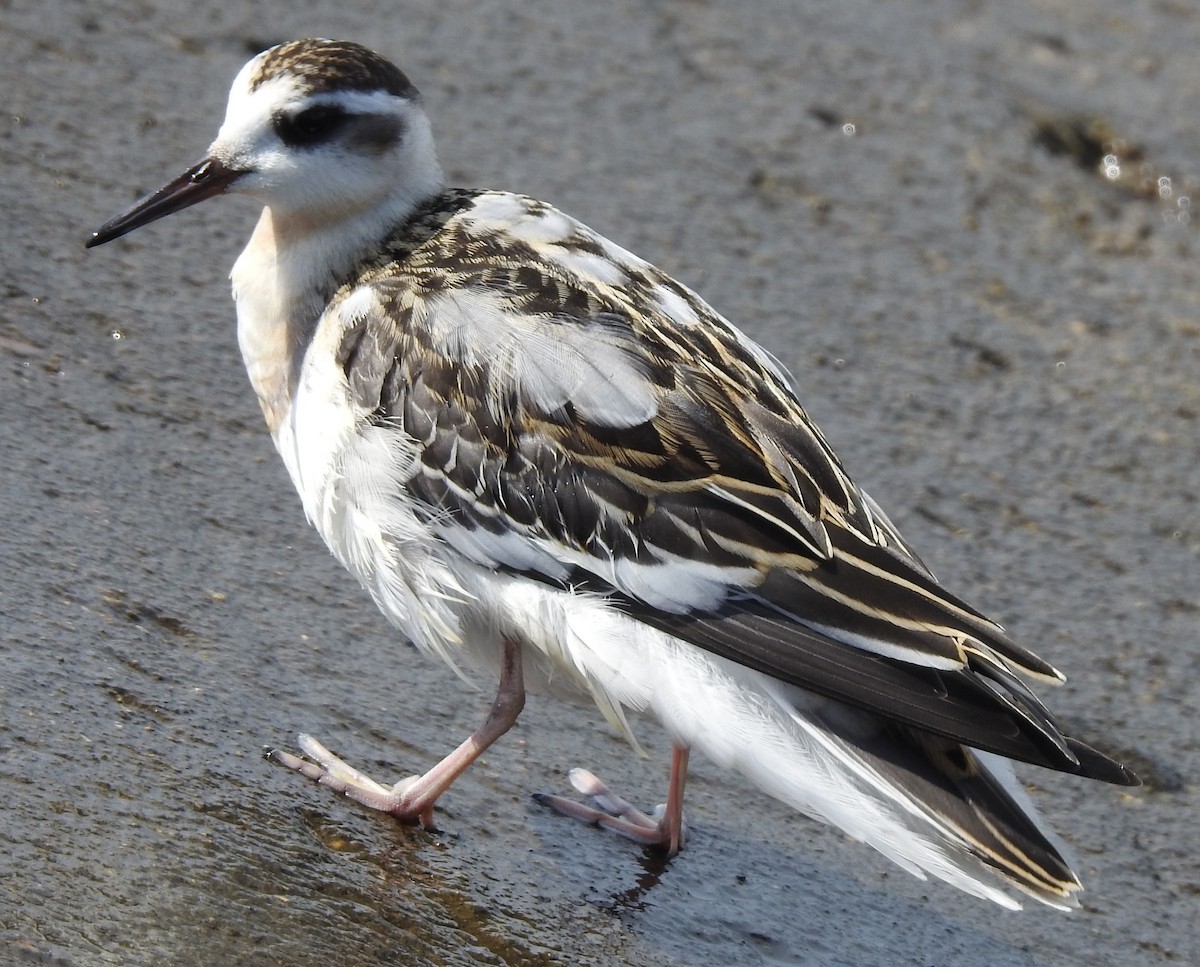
(3, 0, 1197, 964)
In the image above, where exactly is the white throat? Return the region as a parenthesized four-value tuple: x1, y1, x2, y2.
(230, 177, 438, 435)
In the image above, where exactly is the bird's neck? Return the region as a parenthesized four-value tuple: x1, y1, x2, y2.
(231, 188, 435, 434)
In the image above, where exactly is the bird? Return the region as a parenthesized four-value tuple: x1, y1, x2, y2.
(86, 38, 1138, 910)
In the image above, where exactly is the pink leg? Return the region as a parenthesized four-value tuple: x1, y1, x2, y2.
(536, 742, 690, 856)
(267, 637, 525, 828)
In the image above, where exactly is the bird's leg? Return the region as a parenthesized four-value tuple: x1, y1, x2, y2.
(536, 742, 690, 856)
(267, 636, 525, 828)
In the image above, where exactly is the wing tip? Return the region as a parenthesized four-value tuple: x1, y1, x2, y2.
(1066, 738, 1142, 786)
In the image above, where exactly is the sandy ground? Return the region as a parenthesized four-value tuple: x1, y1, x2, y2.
(3, 0, 1198, 964)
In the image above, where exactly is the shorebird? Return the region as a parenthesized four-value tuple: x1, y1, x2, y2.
(87, 38, 1137, 909)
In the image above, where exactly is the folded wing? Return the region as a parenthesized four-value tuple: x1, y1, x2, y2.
(336, 193, 1137, 786)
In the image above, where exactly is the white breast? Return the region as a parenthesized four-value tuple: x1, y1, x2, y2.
(286, 303, 483, 672)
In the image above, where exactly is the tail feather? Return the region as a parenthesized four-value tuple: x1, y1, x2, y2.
(750, 680, 1086, 909)
(878, 728, 1082, 908)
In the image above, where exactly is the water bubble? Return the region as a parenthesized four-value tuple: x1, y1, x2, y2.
(1055, 361, 1066, 370)
(842, 123, 856, 136)
(110, 329, 124, 340)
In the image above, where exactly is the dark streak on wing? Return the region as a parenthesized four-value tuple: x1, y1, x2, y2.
(332, 188, 1138, 788)
(631, 593, 1136, 783)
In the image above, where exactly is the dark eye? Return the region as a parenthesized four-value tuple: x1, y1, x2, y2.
(274, 105, 350, 147)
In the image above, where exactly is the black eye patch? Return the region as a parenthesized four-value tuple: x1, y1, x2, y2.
(345, 114, 405, 154)
(273, 104, 351, 147)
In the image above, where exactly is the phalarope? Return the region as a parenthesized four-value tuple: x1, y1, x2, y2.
(87, 38, 1137, 909)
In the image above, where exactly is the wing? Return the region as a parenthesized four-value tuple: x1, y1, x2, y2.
(335, 190, 1136, 785)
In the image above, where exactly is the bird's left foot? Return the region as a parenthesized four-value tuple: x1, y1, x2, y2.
(534, 744, 690, 856)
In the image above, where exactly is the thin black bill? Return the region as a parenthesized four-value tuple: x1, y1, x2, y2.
(86, 156, 244, 248)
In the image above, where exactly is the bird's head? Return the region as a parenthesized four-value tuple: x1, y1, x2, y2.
(87, 38, 443, 247)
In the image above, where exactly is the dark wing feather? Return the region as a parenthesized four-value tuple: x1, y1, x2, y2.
(637, 593, 1135, 784)
(336, 192, 1137, 786)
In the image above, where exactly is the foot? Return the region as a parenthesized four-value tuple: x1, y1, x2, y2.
(266, 733, 439, 827)
(266, 637, 526, 829)
(534, 744, 690, 855)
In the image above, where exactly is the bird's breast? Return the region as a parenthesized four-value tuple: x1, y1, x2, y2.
(264, 299, 479, 670)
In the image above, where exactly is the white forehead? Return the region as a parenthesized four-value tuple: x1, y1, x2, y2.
(221, 56, 303, 126)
